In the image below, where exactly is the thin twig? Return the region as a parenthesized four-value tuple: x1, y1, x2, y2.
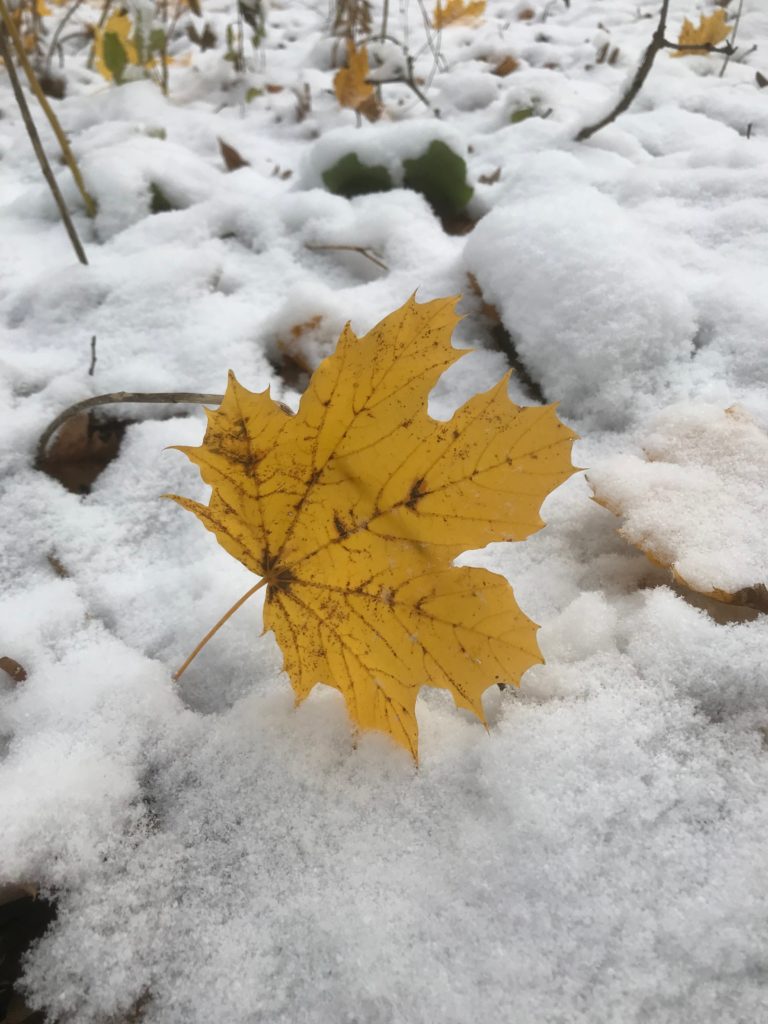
(88, 336, 97, 376)
(368, 64, 432, 108)
(305, 242, 388, 271)
(173, 579, 267, 680)
(662, 39, 735, 56)
(0, 0, 97, 216)
(720, 0, 745, 76)
(576, 0, 671, 142)
(0, 27, 88, 266)
(413, 0, 440, 67)
(36, 391, 224, 466)
(44, 0, 85, 75)
(87, 0, 113, 69)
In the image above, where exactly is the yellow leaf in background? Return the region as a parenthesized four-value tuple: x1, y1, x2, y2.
(672, 9, 732, 56)
(35, 0, 52, 17)
(333, 39, 374, 112)
(433, 0, 486, 30)
(93, 11, 139, 83)
(169, 296, 577, 758)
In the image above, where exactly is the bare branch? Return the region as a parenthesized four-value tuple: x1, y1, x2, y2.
(720, 0, 744, 78)
(575, 0, 671, 142)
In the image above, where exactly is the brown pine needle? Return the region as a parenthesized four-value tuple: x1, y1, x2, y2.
(173, 579, 267, 681)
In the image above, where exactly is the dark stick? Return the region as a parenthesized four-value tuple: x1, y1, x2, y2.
(720, 0, 745, 77)
(36, 391, 224, 466)
(575, 0, 671, 142)
(88, 336, 97, 376)
(0, 28, 89, 265)
(664, 40, 735, 55)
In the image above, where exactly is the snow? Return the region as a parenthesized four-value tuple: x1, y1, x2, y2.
(588, 402, 768, 596)
(2, 1, 768, 1022)
(463, 182, 697, 428)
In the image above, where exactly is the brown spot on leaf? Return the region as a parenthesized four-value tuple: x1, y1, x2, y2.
(406, 477, 426, 509)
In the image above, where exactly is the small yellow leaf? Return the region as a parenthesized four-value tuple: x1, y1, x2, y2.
(672, 9, 732, 57)
(333, 40, 374, 112)
(433, 0, 486, 30)
(35, 0, 52, 17)
(93, 11, 139, 83)
(170, 296, 577, 758)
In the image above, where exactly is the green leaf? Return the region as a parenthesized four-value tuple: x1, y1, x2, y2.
(149, 28, 166, 55)
(321, 153, 393, 198)
(509, 106, 535, 124)
(102, 31, 128, 84)
(402, 140, 473, 217)
(149, 183, 174, 214)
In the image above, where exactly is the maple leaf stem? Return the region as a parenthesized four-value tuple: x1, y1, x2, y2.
(173, 578, 267, 682)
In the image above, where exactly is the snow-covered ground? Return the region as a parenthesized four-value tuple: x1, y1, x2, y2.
(1, 1, 767, 1021)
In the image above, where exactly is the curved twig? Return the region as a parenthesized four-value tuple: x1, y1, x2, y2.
(36, 391, 224, 466)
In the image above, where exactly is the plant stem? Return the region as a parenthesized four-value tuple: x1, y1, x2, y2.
(0, 27, 89, 265)
(87, 0, 113, 69)
(719, 0, 742, 78)
(0, 0, 97, 216)
(45, 0, 85, 75)
(173, 579, 267, 681)
(36, 390, 224, 465)
(575, 0, 671, 142)
(305, 242, 388, 271)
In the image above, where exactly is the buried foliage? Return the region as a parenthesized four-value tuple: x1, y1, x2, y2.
(168, 297, 576, 757)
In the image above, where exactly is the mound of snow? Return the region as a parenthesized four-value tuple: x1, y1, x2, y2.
(463, 186, 697, 428)
(588, 403, 768, 599)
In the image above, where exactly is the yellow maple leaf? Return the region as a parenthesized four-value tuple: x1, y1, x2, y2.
(333, 39, 375, 112)
(433, 0, 486, 30)
(169, 296, 577, 758)
(672, 9, 732, 56)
